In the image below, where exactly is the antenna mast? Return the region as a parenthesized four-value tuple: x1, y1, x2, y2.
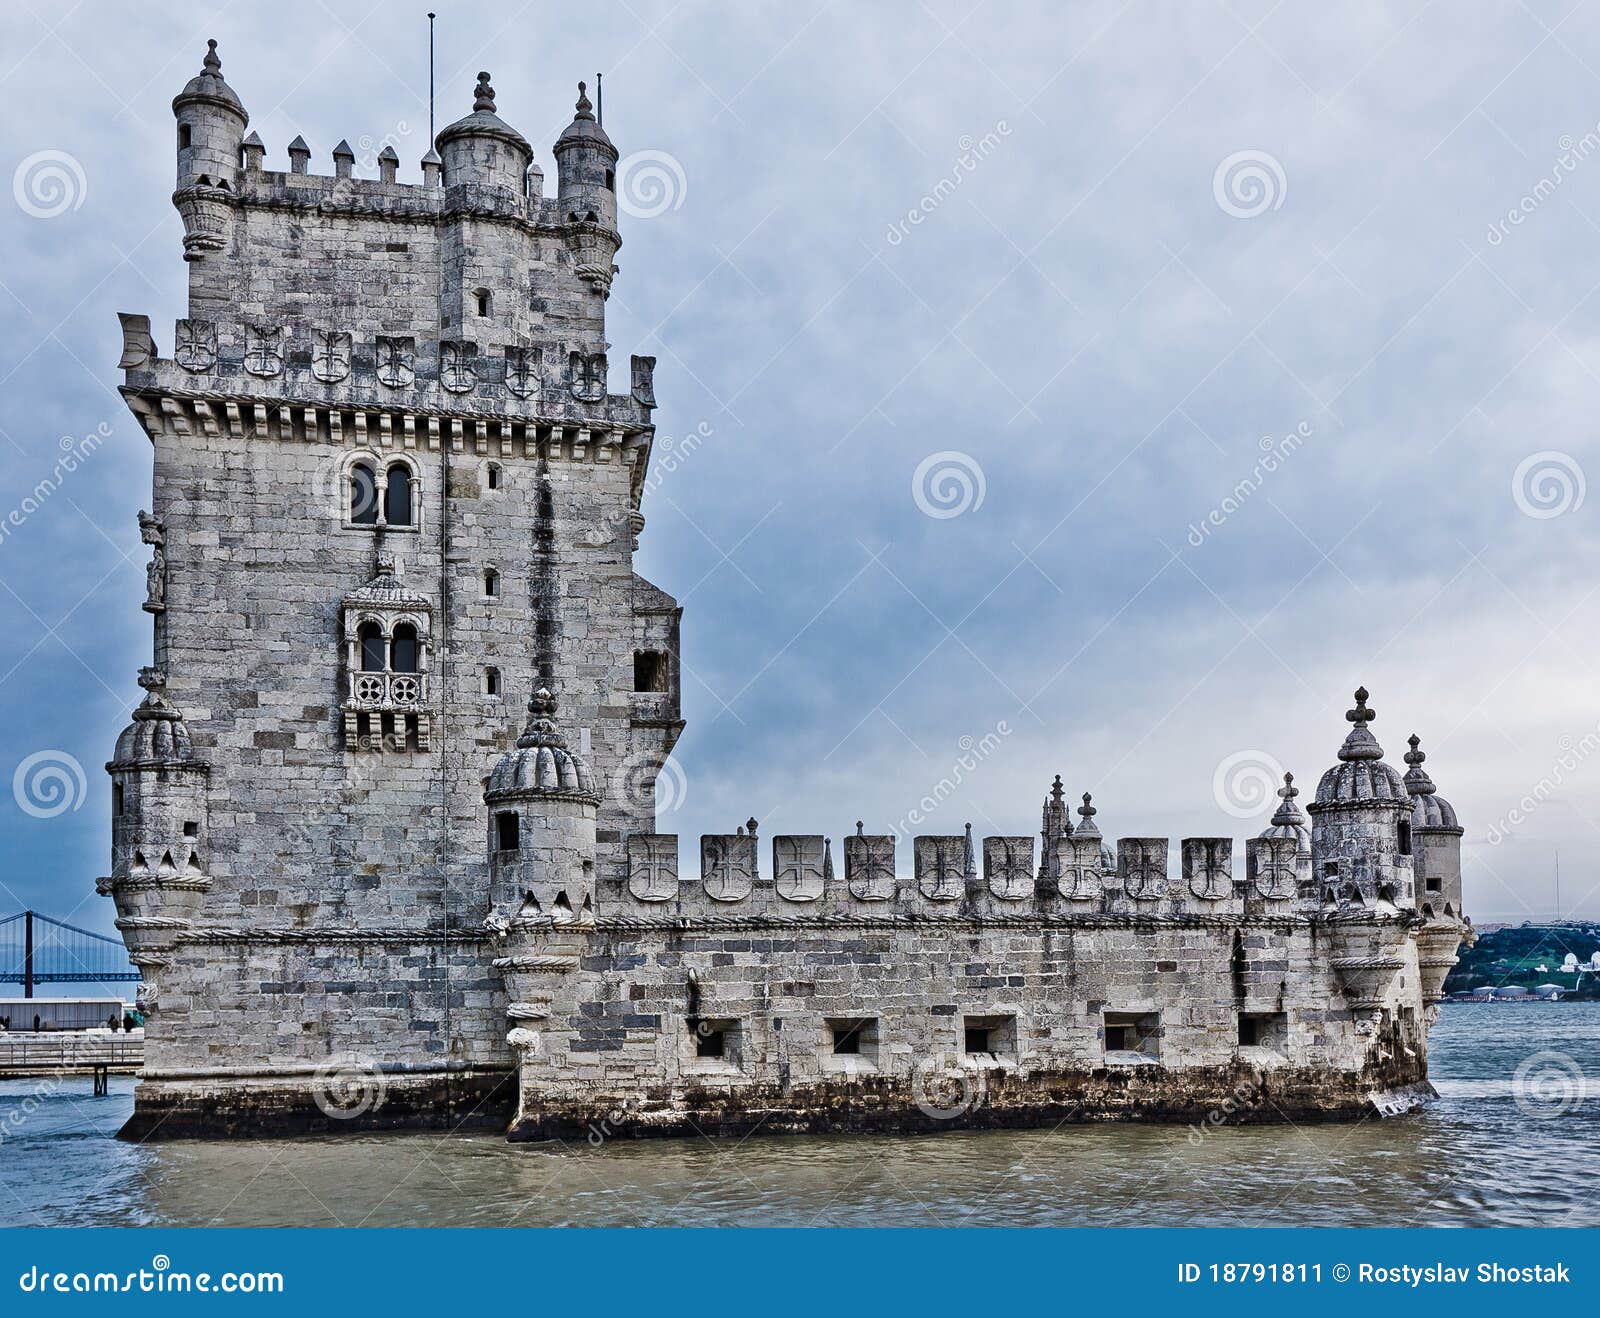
(596, 72, 603, 125)
(428, 12, 437, 140)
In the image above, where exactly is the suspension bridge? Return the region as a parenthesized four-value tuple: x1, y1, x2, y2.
(0, 911, 141, 998)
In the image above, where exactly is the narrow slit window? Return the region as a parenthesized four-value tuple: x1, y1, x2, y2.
(350, 463, 378, 525)
(486, 462, 502, 491)
(390, 623, 418, 673)
(484, 667, 501, 696)
(384, 465, 413, 527)
(475, 288, 491, 317)
(484, 568, 501, 599)
(495, 811, 520, 853)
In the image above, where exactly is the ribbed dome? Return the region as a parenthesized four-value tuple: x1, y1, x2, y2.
(555, 82, 615, 151)
(110, 669, 200, 768)
(485, 689, 599, 803)
(1259, 771, 1312, 855)
(172, 40, 246, 119)
(1404, 734, 1462, 833)
(1313, 688, 1409, 809)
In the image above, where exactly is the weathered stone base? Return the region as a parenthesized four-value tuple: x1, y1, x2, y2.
(505, 1064, 1434, 1143)
(117, 1067, 516, 1141)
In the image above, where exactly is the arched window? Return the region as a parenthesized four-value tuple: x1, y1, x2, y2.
(475, 288, 491, 317)
(358, 621, 385, 672)
(486, 462, 502, 491)
(484, 568, 500, 599)
(391, 623, 419, 673)
(350, 463, 378, 525)
(484, 667, 501, 696)
(384, 464, 413, 526)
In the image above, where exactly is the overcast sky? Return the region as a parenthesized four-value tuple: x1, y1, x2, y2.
(2, 0, 1598, 949)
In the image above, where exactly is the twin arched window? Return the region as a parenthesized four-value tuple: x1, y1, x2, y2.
(350, 460, 415, 528)
(357, 620, 420, 673)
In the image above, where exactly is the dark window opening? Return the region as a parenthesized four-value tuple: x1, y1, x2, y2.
(1425, 876, 1442, 892)
(390, 623, 418, 673)
(486, 463, 501, 490)
(183, 820, 198, 837)
(1397, 820, 1412, 856)
(604, 169, 615, 190)
(112, 784, 124, 817)
(178, 123, 191, 151)
(484, 568, 501, 599)
(1321, 860, 1339, 878)
(833, 1023, 863, 1054)
(475, 288, 491, 317)
(1237, 1011, 1287, 1051)
(384, 464, 413, 526)
(634, 649, 667, 692)
(964, 1025, 991, 1054)
(1104, 1010, 1161, 1060)
(358, 621, 385, 673)
(695, 1022, 725, 1058)
(962, 1013, 1016, 1057)
(485, 667, 501, 696)
(495, 811, 520, 853)
(350, 463, 378, 525)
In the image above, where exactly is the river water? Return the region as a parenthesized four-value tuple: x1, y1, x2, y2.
(2, 1004, 1596, 1227)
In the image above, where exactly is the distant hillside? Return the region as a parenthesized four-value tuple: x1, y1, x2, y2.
(1444, 922, 1600, 995)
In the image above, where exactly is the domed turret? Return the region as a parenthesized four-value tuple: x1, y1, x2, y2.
(435, 71, 533, 197)
(98, 668, 212, 988)
(171, 39, 248, 259)
(554, 82, 620, 295)
(1404, 734, 1471, 1005)
(1074, 792, 1116, 873)
(484, 689, 601, 924)
(1307, 688, 1415, 909)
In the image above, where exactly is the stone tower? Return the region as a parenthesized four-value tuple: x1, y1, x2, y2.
(109, 41, 682, 1135)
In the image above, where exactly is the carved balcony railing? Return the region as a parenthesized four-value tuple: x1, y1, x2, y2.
(346, 671, 429, 711)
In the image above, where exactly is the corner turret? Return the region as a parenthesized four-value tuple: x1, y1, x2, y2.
(96, 667, 211, 1008)
(1405, 734, 1472, 1007)
(435, 71, 533, 198)
(554, 82, 621, 295)
(171, 39, 247, 259)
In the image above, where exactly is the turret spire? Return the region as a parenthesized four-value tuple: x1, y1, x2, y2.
(573, 80, 594, 121)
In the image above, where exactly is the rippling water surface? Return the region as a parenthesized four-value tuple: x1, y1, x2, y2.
(3, 1004, 1597, 1227)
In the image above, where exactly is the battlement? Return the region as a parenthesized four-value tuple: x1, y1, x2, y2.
(116, 315, 656, 442)
(607, 821, 1397, 922)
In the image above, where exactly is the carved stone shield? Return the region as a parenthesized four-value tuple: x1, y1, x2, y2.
(984, 836, 1034, 901)
(631, 354, 657, 407)
(311, 329, 351, 383)
(440, 341, 477, 393)
(701, 833, 755, 902)
(844, 832, 895, 900)
(244, 325, 283, 377)
(376, 335, 415, 388)
(1183, 837, 1233, 901)
(1248, 836, 1297, 901)
(626, 834, 678, 902)
(914, 836, 967, 901)
(1057, 837, 1106, 900)
(569, 350, 607, 402)
(504, 346, 540, 401)
(174, 319, 217, 372)
(773, 835, 828, 902)
(1119, 838, 1169, 901)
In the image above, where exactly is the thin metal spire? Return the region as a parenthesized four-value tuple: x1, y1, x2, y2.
(428, 12, 437, 139)
(596, 72, 603, 125)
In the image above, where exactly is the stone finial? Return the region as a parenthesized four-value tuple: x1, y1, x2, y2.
(202, 38, 222, 76)
(378, 144, 399, 183)
(137, 664, 164, 692)
(574, 81, 594, 121)
(1079, 792, 1096, 821)
(1347, 686, 1375, 726)
(287, 135, 310, 174)
(1050, 774, 1065, 805)
(746, 816, 759, 839)
(1337, 686, 1384, 762)
(332, 139, 355, 178)
(855, 820, 864, 836)
(473, 71, 496, 113)
(516, 688, 565, 749)
(1269, 772, 1305, 826)
(1403, 733, 1437, 796)
(242, 131, 265, 171)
